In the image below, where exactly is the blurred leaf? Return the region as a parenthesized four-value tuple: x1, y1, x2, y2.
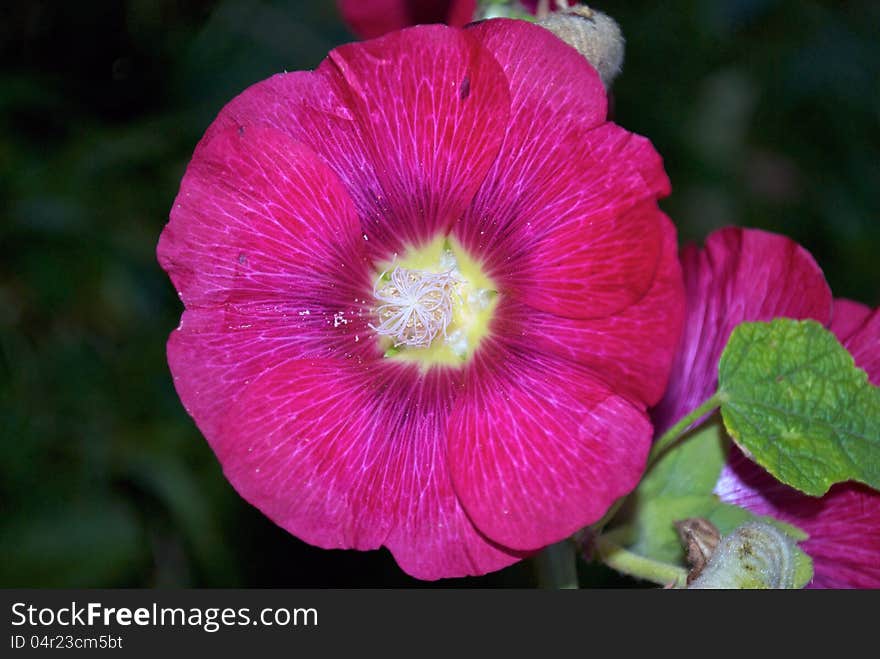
(638, 418, 729, 500)
(120, 440, 240, 585)
(0, 499, 144, 587)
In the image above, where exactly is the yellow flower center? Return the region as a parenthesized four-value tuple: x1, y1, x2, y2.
(371, 236, 498, 368)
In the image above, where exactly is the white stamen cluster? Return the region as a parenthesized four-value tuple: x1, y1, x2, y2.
(370, 266, 460, 348)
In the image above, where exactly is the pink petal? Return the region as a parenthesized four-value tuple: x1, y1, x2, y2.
(830, 298, 872, 343)
(337, 0, 410, 39)
(197, 70, 386, 263)
(465, 18, 606, 137)
(166, 302, 375, 442)
(652, 227, 832, 435)
(216, 359, 522, 580)
(840, 307, 880, 386)
(444, 0, 477, 27)
(716, 450, 880, 588)
(496, 212, 684, 406)
(455, 17, 607, 261)
(158, 125, 370, 309)
(201, 26, 510, 261)
(324, 25, 510, 252)
(830, 296, 878, 385)
(497, 184, 666, 319)
(157, 125, 374, 438)
(337, 0, 477, 39)
(455, 20, 669, 318)
(447, 345, 652, 550)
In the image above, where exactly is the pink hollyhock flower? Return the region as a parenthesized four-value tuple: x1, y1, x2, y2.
(652, 226, 880, 588)
(158, 20, 683, 579)
(337, 0, 476, 39)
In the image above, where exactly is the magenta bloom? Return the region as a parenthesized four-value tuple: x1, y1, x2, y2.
(337, 0, 476, 39)
(158, 21, 683, 579)
(652, 226, 880, 588)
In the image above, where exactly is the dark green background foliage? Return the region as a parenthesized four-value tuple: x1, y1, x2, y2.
(1, 1, 877, 587)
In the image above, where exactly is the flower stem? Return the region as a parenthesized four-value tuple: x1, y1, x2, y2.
(647, 391, 725, 468)
(535, 539, 579, 589)
(590, 496, 626, 535)
(594, 534, 688, 588)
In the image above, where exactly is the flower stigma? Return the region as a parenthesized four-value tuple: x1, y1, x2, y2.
(370, 236, 498, 368)
(372, 266, 460, 348)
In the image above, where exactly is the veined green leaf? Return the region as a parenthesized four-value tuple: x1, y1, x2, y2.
(718, 318, 880, 497)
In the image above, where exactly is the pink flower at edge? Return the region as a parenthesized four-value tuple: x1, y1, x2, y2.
(652, 226, 880, 588)
(337, 0, 477, 39)
(157, 20, 684, 580)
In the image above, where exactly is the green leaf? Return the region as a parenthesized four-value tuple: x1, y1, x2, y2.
(718, 318, 880, 496)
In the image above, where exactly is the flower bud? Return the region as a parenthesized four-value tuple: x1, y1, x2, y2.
(688, 521, 800, 589)
(536, 5, 624, 89)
